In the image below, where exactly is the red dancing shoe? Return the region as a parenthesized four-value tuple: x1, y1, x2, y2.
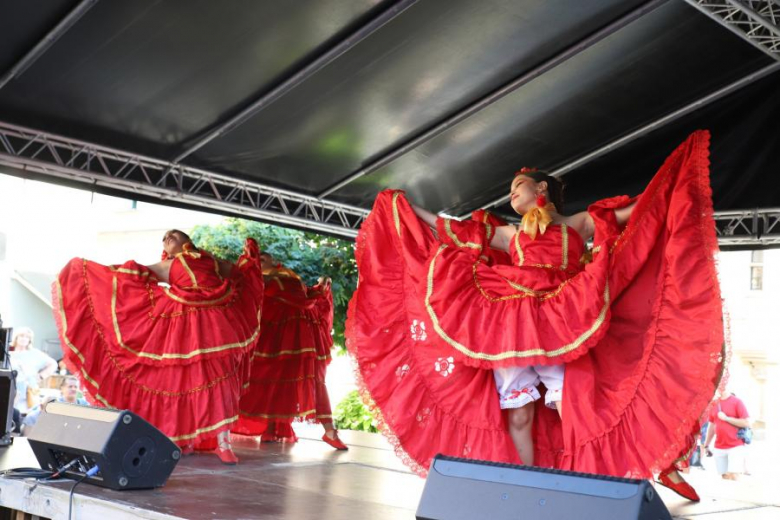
(657, 469, 700, 502)
(216, 440, 239, 465)
(322, 431, 349, 451)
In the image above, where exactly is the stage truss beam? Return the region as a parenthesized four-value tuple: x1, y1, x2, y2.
(0, 121, 776, 247)
(0, 122, 368, 238)
(714, 208, 780, 247)
(682, 0, 780, 60)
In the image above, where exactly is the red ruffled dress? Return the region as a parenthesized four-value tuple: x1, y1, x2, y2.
(53, 240, 264, 447)
(346, 130, 725, 478)
(235, 266, 334, 440)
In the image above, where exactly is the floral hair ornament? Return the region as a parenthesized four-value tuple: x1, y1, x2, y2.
(514, 166, 538, 177)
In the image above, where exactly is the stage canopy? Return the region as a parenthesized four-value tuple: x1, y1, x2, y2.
(1, 0, 778, 247)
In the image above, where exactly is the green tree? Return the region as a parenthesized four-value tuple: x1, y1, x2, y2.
(190, 218, 357, 351)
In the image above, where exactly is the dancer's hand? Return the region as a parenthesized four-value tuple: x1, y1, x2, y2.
(717, 411, 728, 421)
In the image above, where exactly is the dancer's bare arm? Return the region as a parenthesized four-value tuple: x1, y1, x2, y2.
(615, 202, 638, 226)
(146, 259, 173, 283)
(411, 204, 438, 228)
(491, 226, 515, 252)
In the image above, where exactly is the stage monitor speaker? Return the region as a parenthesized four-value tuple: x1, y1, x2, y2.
(416, 455, 672, 520)
(27, 402, 181, 490)
(0, 326, 11, 365)
(0, 369, 15, 446)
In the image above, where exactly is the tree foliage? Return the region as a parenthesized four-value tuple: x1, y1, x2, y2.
(190, 218, 357, 351)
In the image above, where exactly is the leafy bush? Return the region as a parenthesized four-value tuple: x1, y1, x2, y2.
(333, 390, 377, 433)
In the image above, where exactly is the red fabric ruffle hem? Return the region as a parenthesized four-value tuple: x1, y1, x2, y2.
(53, 239, 264, 447)
(235, 270, 335, 436)
(346, 130, 725, 478)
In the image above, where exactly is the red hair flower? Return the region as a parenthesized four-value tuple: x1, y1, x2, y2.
(514, 166, 538, 177)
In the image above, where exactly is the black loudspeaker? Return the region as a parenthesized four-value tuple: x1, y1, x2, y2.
(0, 369, 15, 446)
(0, 326, 11, 365)
(27, 402, 181, 490)
(416, 455, 672, 520)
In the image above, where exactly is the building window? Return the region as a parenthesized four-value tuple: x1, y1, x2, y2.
(750, 250, 763, 291)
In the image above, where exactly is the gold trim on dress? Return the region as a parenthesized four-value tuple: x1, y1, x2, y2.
(239, 409, 316, 419)
(426, 245, 611, 361)
(514, 229, 525, 266)
(443, 219, 482, 251)
(472, 263, 573, 302)
(177, 254, 199, 289)
(109, 266, 151, 277)
(112, 277, 261, 360)
(161, 286, 235, 306)
(251, 347, 317, 359)
(244, 375, 316, 386)
(561, 224, 569, 270)
(54, 278, 111, 406)
(392, 192, 402, 238)
(212, 255, 224, 281)
(169, 415, 239, 442)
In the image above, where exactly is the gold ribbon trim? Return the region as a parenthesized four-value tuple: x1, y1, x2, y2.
(169, 415, 238, 442)
(520, 202, 556, 240)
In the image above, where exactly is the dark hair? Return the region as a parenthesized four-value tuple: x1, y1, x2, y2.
(520, 171, 565, 213)
(170, 229, 192, 243)
(164, 229, 194, 245)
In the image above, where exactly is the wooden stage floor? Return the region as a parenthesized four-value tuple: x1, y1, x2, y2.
(1, 426, 778, 519)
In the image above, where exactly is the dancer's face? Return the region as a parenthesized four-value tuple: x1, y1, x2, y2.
(509, 175, 545, 215)
(162, 231, 186, 257)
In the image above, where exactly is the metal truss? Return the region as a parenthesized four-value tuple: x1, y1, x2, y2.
(714, 208, 780, 247)
(0, 122, 368, 238)
(683, 0, 780, 60)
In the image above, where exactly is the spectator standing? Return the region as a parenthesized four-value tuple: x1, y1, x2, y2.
(704, 390, 751, 480)
(8, 327, 57, 414)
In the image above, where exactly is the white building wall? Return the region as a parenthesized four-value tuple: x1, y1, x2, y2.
(0, 173, 220, 353)
(717, 249, 779, 439)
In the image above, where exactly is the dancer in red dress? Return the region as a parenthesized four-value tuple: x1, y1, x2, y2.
(235, 253, 347, 450)
(347, 130, 724, 483)
(53, 230, 264, 464)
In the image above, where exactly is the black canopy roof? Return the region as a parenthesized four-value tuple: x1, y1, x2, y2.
(1, 0, 778, 243)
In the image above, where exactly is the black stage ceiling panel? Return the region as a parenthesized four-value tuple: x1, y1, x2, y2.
(0, 0, 79, 74)
(549, 69, 780, 217)
(188, 0, 648, 194)
(0, 0, 387, 158)
(325, 0, 773, 214)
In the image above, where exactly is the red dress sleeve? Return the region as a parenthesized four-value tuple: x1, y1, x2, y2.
(435, 217, 493, 257)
